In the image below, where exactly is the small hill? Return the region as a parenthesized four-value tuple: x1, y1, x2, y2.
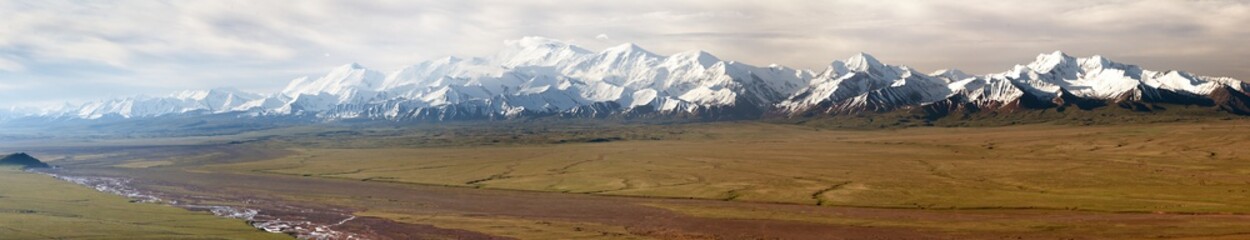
(0, 153, 51, 169)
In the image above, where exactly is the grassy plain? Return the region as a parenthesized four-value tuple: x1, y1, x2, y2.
(0, 167, 288, 240)
(207, 120, 1250, 214)
(357, 211, 650, 240)
(14, 119, 1250, 239)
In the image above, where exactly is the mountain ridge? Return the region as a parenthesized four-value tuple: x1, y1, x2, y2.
(6, 37, 1248, 123)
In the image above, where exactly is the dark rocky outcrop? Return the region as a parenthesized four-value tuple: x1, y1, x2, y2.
(0, 153, 50, 169)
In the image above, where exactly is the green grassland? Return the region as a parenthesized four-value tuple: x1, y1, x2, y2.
(0, 167, 288, 240)
(204, 120, 1250, 214)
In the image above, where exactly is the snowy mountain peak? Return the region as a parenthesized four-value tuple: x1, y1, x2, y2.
(281, 63, 386, 97)
(505, 36, 586, 51)
(172, 87, 252, 100)
(497, 36, 592, 67)
(602, 43, 654, 56)
(669, 50, 721, 68)
(1080, 55, 1124, 70)
(1028, 50, 1076, 73)
(845, 52, 885, 72)
(328, 62, 376, 77)
(597, 43, 660, 66)
(931, 69, 974, 82)
(281, 76, 311, 95)
(435, 56, 460, 64)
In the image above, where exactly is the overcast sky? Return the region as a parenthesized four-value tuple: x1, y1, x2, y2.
(1, 0, 1247, 107)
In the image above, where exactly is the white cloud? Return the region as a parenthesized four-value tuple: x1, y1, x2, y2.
(0, 0, 1247, 107)
(0, 56, 24, 72)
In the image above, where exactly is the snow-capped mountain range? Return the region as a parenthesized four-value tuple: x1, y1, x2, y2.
(11, 37, 1250, 122)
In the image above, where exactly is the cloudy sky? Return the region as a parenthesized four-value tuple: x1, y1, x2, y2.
(1, 0, 1247, 107)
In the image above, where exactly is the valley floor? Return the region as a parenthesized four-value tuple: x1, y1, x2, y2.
(8, 120, 1250, 239)
(0, 167, 288, 240)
